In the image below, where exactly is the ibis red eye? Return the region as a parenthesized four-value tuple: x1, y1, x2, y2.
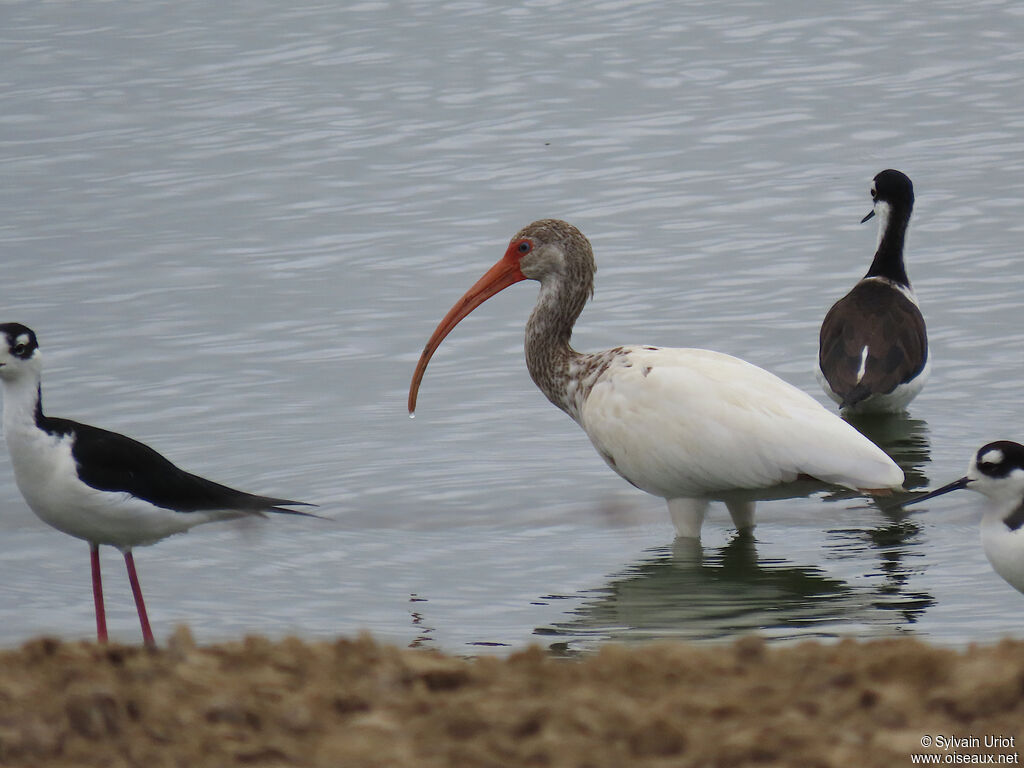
(517, 240, 532, 255)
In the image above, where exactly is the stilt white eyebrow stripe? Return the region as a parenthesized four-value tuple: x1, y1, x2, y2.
(980, 449, 1004, 465)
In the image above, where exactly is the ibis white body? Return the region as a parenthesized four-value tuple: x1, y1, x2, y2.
(581, 345, 903, 501)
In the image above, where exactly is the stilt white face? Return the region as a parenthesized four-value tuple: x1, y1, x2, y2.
(871, 200, 892, 252)
(968, 448, 1024, 510)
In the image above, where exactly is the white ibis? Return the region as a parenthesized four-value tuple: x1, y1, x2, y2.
(0, 323, 315, 646)
(817, 170, 929, 413)
(904, 442, 1024, 595)
(409, 219, 904, 538)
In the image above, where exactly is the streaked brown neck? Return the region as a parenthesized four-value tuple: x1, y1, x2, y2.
(523, 246, 596, 423)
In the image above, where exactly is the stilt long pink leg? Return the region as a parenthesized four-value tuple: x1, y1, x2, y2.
(90, 543, 108, 644)
(122, 550, 155, 647)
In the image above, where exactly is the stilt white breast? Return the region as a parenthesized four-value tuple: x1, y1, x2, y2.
(817, 169, 929, 414)
(409, 219, 904, 539)
(903, 441, 1024, 596)
(0, 323, 315, 646)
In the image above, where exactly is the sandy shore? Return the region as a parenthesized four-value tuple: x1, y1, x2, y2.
(1, 629, 1021, 767)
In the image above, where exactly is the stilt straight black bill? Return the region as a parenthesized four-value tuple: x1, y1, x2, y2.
(904, 476, 970, 506)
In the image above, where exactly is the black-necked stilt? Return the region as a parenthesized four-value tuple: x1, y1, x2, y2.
(817, 169, 929, 414)
(408, 219, 904, 539)
(905, 442, 1024, 595)
(0, 323, 315, 646)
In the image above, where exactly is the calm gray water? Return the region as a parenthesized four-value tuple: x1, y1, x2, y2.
(2, 0, 1023, 652)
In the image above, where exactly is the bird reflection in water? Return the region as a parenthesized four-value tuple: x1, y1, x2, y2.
(845, 413, 931, 494)
(824, 413, 934, 623)
(537, 533, 932, 648)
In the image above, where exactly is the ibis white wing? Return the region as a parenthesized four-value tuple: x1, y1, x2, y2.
(579, 346, 904, 499)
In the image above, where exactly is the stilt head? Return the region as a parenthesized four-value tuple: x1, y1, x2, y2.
(964, 441, 1024, 508)
(862, 169, 914, 224)
(0, 323, 41, 384)
(905, 441, 1024, 515)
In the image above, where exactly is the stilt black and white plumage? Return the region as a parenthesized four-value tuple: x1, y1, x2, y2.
(0, 323, 314, 645)
(817, 169, 929, 413)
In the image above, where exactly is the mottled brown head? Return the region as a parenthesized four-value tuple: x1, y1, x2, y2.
(511, 219, 596, 299)
(408, 219, 596, 414)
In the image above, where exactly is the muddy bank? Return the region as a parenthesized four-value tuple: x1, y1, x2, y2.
(0, 629, 1021, 767)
